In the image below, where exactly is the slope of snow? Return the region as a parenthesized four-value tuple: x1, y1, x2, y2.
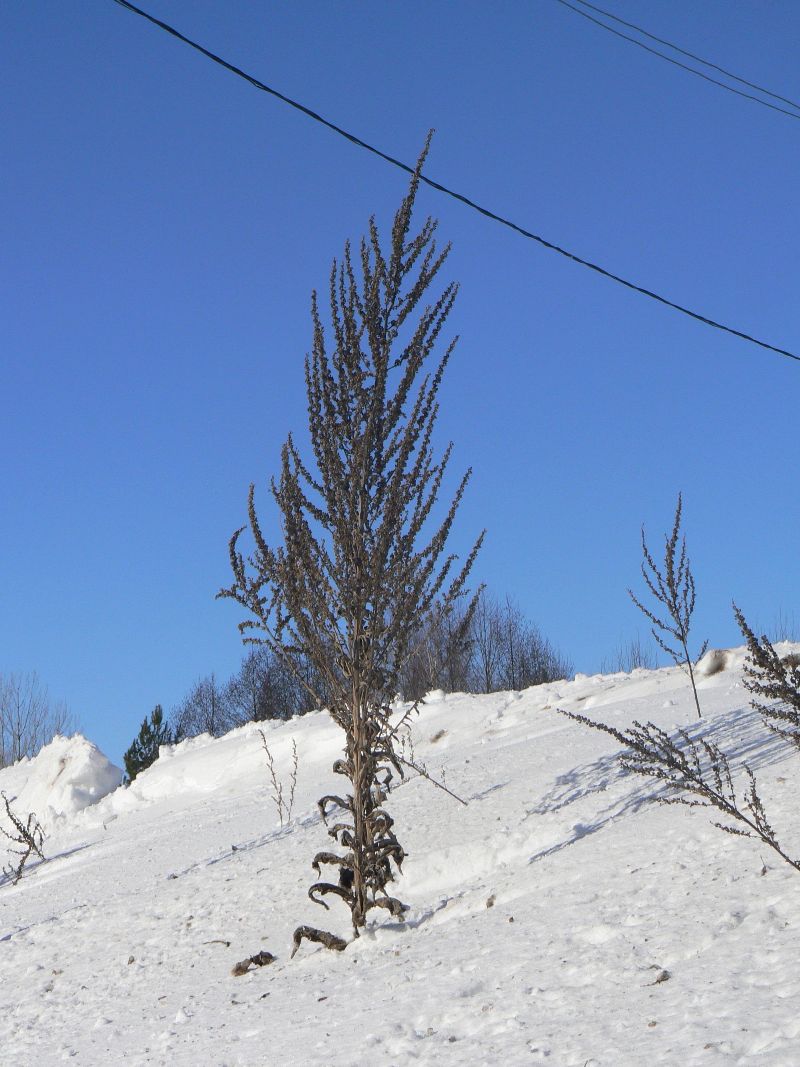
(2, 649, 800, 1065)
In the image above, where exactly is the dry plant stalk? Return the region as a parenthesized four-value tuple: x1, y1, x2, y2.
(394, 718, 466, 805)
(1, 792, 45, 885)
(258, 730, 298, 828)
(219, 139, 481, 955)
(559, 709, 800, 874)
(629, 493, 707, 718)
(734, 602, 800, 748)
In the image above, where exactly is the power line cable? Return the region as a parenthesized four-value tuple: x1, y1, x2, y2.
(568, 0, 800, 113)
(554, 0, 800, 123)
(109, 0, 799, 364)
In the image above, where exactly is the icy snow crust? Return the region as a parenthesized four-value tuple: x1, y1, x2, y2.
(2, 647, 800, 1065)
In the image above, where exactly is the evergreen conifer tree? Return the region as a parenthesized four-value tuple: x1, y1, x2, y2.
(123, 704, 171, 782)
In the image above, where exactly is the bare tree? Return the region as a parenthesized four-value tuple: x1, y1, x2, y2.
(219, 143, 482, 953)
(398, 589, 571, 698)
(467, 591, 571, 693)
(768, 608, 799, 644)
(227, 647, 299, 724)
(629, 493, 707, 719)
(471, 589, 503, 692)
(399, 598, 474, 700)
(600, 635, 658, 674)
(0, 672, 74, 768)
(170, 648, 329, 739)
(494, 595, 571, 690)
(437, 601, 476, 693)
(171, 673, 232, 741)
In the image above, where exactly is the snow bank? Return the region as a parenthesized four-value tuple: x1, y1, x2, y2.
(96, 717, 328, 821)
(120, 728, 259, 804)
(694, 641, 798, 679)
(0, 735, 122, 829)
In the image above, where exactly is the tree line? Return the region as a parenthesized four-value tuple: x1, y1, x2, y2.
(0, 672, 73, 770)
(166, 588, 572, 743)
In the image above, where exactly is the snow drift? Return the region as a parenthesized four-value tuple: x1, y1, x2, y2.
(0, 734, 122, 829)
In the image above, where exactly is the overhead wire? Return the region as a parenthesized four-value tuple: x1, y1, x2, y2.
(109, 0, 799, 364)
(554, 0, 800, 123)
(565, 0, 800, 114)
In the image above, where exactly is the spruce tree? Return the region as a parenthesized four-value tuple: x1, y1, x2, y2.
(123, 704, 171, 782)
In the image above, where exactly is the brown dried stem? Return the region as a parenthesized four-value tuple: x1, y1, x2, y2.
(258, 730, 298, 828)
(1, 792, 45, 885)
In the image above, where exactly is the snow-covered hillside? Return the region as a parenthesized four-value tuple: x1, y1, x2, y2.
(2, 649, 800, 1066)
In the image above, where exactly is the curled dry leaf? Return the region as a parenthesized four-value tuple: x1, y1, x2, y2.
(231, 950, 276, 976)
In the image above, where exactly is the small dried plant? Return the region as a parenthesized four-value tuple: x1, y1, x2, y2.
(1, 792, 46, 885)
(219, 141, 481, 957)
(629, 493, 707, 718)
(558, 709, 800, 874)
(734, 602, 800, 749)
(258, 730, 298, 828)
(394, 711, 465, 805)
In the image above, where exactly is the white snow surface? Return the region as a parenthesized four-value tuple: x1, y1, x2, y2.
(3, 647, 800, 1065)
(0, 735, 122, 829)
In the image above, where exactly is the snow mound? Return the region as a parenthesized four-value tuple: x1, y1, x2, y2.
(424, 688, 446, 702)
(696, 641, 800, 679)
(0, 735, 122, 829)
(695, 647, 735, 677)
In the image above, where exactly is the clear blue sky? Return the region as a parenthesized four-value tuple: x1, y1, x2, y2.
(3, 1, 798, 764)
